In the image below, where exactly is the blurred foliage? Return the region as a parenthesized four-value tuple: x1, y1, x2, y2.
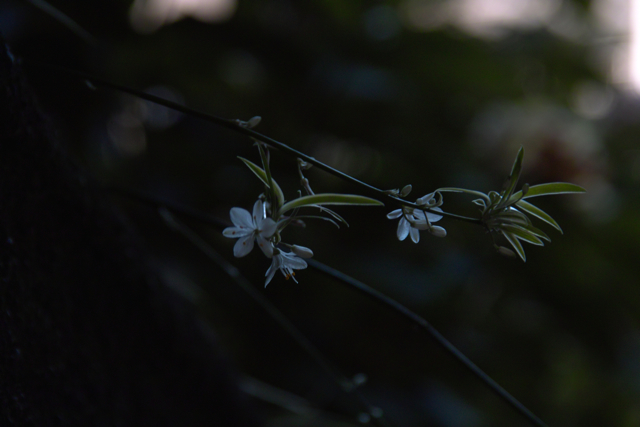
(5, 0, 640, 425)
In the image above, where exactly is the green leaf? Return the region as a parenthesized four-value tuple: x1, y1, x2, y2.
(472, 199, 486, 208)
(239, 157, 285, 207)
(508, 182, 585, 204)
(516, 200, 562, 233)
(278, 194, 383, 216)
(495, 208, 530, 226)
(488, 191, 501, 206)
(312, 206, 349, 227)
(436, 187, 491, 203)
(500, 224, 544, 246)
(502, 231, 526, 262)
(295, 215, 342, 229)
(497, 147, 524, 209)
(522, 223, 551, 242)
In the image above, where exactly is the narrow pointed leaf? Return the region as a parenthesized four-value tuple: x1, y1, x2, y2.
(311, 205, 349, 227)
(516, 199, 562, 233)
(523, 223, 551, 242)
(488, 191, 501, 206)
(239, 157, 269, 187)
(508, 182, 585, 204)
(239, 157, 285, 207)
(497, 147, 524, 209)
(501, 224, 544, 246)
(495, 207, 530, 226)
(278, 194, 383, 216)
(472, 199, 486, 208)
(295, 215, 341, 229)
(522, 182, 586, 198)
(502, 231, 526, 262)
(436, 187, 491, 203)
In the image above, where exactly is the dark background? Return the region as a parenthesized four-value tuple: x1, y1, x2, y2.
(3, 0, 639, 425)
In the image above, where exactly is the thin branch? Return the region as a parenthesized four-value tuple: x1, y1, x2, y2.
(239, 375, 366, 425)
(25, 60, 481, 225)
(158, 208, 391, 427)
(25, 0, 97, 46)
(307, 259, 549, 427)
(111, 188, 548, 427)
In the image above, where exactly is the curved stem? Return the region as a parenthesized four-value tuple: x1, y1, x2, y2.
(26, 60, 482, 226)
(159, 208, 391, 427)
(25, 0, 97, 46)
(307, 259, 549, 427)
(112, 188, 547, 427)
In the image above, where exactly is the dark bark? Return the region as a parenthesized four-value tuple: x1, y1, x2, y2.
(0, 35, 260, 427)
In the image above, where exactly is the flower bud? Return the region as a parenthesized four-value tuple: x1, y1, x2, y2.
(400, 184, 412, 197)
(291, 245, 314, 258)
(412, 221, 431, 230)
(247, 116, 262, 128)
(416, 192, 435, 206)
(429, 226, 447, 238)
(291, 219, 306, 228)
(297, 158, 313, 170)
(496, 246, 516, 258)
(300, 177, 314, 195)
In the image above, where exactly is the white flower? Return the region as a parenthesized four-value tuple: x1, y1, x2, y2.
(387, 206, 443, 243)
(265, 250, 308, 287)
(223, 200, 277, 258)
(291, 244, 314, 259)
(428, 225, 447, 238)
(416, 191, 442, 207)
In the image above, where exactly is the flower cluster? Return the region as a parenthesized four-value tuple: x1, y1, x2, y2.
(223, 140, 383, 286)
(386, 191, 447, 243)
(223, 132, 584, 284)
(223, 198, 314, 286)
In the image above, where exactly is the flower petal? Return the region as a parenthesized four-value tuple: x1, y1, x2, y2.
(426, 207, 443, 223)
(233, 233, 255, 257)
(281, 252, 308, 269)
(410, 227, 420, 243)
(256, 235, 274, 258)
(387, 209, 403, 220)
(397, 217, 410, 241)
(259, 218, 277, 239)
(412, 210, 426, 221)
(230, 207, 253, 228)
(223, 226, 252, 238)
(291, 245, 314, 259)
(265, 254, 284, 287)
(252, 200, 264, 225)
(416, 192, 435, 206)
(412, 221, 430, 230)
(265, 263, 277, 287)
